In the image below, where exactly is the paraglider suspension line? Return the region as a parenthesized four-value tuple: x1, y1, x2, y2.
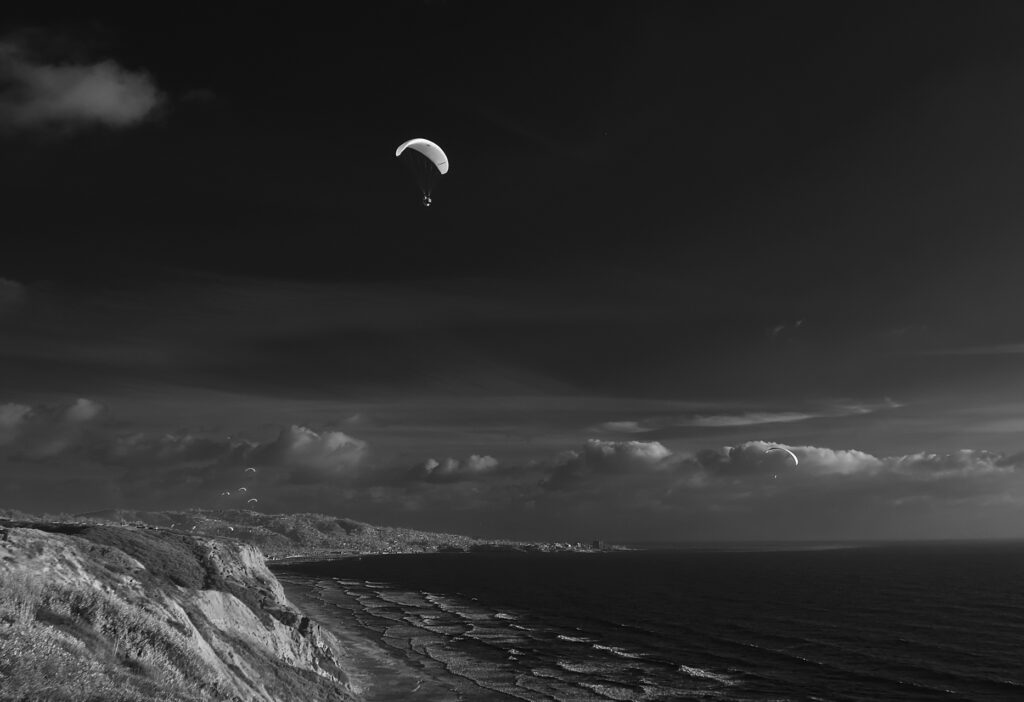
(402, 151, 438, 200)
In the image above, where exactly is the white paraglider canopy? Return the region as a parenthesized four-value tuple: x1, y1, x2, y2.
(766, 446, 799, 466)
(395, 138, 449, 174)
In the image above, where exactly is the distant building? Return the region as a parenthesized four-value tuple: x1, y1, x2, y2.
(592, 540, 605, 550)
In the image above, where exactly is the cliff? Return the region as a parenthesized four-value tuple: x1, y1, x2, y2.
(0, 522, 359, 702)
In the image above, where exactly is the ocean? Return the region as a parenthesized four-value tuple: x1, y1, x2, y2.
(274, 542, 1024, 701)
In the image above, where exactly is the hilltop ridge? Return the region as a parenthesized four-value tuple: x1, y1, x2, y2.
(9, 508, 602, 559)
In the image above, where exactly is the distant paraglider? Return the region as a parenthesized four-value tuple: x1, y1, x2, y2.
(238, 487, 247, 493)
(247, 498, 258, 504)
(396, 138, 448, 206)
(766, 446, 799, 466)
(765, 446, 799, 480)
(245, 467, 257, 473)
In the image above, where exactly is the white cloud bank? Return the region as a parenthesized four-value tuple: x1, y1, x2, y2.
(249, 426, 369, 482)
(0, 39, 163, 129)
(3, 396, 1024, 539)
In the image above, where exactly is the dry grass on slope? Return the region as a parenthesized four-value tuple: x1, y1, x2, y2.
(0, 527, 356, 702)
(0, 570, 215, 702)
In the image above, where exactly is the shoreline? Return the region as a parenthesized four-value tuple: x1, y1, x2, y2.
(276, 571, 463, 701)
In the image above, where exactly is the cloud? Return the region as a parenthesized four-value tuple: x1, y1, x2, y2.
(0, 397, 105, 458)
(541, 439, 672, 491)
(592, 402, 898, 435)
(408, 454, 501, 483)
(0, 278, 25, 308)
(690, 441, 882, 479)
(250, 425, 369, 482)
(531, 439, 1023, 510)
(64, 397, 103, 423)
(0, 38, 163, 129)
(687, 412, 814, 427)
(0, 403, 33, 444)
(684, 441, 1024, 487)
(96, 432, 244, 467)
(596, 420, 646, 433)
(887, 449, 1013, 479)
(916, 342, 1024, 355)
(3, 393, 1023, 540)
(0, 400, 371, 492)
(970, 418, 1024, 433)
(594, 411, 813, 434)
(769, 319, 804, 338)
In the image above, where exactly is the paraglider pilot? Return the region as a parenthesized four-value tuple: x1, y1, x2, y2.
(422, 195, 432, 207)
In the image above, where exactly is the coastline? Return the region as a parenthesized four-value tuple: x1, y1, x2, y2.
(275, 570, 464, 701)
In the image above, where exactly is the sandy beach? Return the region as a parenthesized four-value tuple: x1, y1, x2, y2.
(277, 571, 465, 701)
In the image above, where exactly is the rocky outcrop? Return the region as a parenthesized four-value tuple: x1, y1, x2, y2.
(0, 523, 358, 702)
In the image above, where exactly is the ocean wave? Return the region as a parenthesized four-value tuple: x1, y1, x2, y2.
(457, 610, 494, 622)
(555, 659, 607, 675)
(422, 646, 536, 701)
(579, 681, 644, 700)
(375, 590, 432, 608)
(677, 663, 736, 685)
(592, 643, 646, 659)
(465, 624, 526, 645)
(556, 634, 595, 643)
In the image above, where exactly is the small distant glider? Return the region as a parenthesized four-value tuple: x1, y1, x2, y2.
(247, 498, 258, 504)
(238, 487, 247, 493)
(245, 467, 257, 473)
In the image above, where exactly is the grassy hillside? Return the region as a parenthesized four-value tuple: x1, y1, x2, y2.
(0, 523, 357, 702)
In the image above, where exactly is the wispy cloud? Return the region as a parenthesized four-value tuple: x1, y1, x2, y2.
(0, 37, 163, 130)
(917, 343, 1024, 356)
(592, 401, 897, 435)
(594, 412, 814, 433)
(769, 319, 804, 339)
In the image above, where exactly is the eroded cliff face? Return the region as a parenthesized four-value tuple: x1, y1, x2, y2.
(0, 524, 359, 701)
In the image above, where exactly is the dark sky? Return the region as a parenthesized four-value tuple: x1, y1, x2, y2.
(4, 1, 1024, 540)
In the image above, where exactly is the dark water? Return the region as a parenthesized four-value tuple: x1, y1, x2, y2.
(275, 542, 1024, 701)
